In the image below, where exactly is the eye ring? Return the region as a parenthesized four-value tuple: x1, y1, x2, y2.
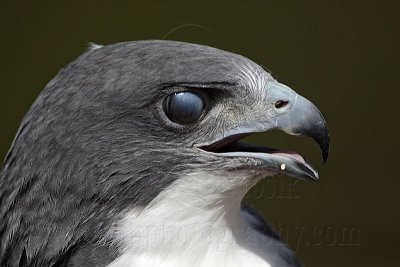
(163, 91, 205, 125)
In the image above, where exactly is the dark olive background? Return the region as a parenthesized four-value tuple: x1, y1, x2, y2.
(0, 1, 399, 266)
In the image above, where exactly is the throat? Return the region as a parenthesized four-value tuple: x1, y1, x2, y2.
(107, 171, 274, 267)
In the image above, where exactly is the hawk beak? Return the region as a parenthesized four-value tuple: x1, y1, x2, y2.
(270, 83, 330, 163)
(196, 82, 330, 181)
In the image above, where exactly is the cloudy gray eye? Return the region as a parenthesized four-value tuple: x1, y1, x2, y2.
(164, 92, 205, 124)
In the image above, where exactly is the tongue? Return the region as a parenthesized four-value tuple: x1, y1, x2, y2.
(269, 150, 306, 164)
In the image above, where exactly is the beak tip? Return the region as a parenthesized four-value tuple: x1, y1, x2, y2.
(307, 167, 319, 181)
(309, 169, 319, 181)
(322, 144, 329, 163)
(321, 134, 330, 164)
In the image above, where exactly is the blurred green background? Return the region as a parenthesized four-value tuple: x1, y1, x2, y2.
(0, 1, 399, 266)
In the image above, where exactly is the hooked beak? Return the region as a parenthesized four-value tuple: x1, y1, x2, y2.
(273, 83, 330, 163)
(197, 82, 330, 181)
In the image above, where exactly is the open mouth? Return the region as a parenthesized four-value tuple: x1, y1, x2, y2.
(194, 86, 330, 181)
(198, 132, 319, 181)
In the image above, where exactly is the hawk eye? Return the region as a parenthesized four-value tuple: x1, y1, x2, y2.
(163, 92, 205, 124)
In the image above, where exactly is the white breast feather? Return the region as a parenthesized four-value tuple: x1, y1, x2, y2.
(106, 171, 293, 267)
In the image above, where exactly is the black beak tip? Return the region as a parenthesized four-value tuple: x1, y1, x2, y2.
(322, 148, 329, 163)
(321, 132, 330, 164)
(309, 122, 330, 164)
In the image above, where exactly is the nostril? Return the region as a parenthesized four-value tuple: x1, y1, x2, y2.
(275, 100, 289, 109)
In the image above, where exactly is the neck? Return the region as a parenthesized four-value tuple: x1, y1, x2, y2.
(107, 171, 280, 267)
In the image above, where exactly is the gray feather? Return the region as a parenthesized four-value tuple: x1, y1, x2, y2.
(0, 40, 298, 266)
